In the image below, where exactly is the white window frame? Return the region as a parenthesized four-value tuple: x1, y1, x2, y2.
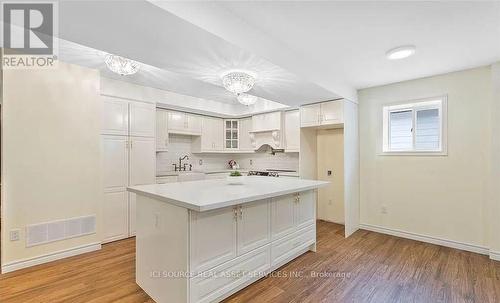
(382, 96, 447, 156)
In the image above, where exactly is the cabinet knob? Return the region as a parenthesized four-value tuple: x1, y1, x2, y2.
(239, 206, 243, 219)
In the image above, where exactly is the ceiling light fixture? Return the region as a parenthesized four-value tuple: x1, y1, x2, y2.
(105, 53, 140, 75)
(385, 45, 416, 60)
(237, 93, 257, 106)
(221, 70, 257, 94)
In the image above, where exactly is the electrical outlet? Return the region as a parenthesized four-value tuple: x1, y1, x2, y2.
(198, 159, 203, 166)
(381, 206, 388, 214)
(328, 199, 333, 205)
(249, 159, 253, 166)
(10, 229, 20, 241)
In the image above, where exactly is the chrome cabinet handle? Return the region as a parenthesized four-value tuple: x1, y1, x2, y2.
(239, 206, 243, 219)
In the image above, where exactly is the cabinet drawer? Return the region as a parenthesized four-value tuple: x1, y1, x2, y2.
(271, 225, 315, 267)
(190, 245, 270, 303)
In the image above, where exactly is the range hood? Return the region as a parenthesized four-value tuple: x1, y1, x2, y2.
(255, 144, 285, 155)
(249, 111, 284, 151)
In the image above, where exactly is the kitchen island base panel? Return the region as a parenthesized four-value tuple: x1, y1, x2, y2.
(136, 196, 189, 303)
(134, 187, 322, 303)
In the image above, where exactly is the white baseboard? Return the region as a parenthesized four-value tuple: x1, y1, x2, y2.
(490, 251, 500, 261)
(1, 242, 101, 274)
(359, 223, 490, 256)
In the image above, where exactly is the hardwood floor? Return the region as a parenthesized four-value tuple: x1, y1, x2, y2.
(1, 221, 499, 303)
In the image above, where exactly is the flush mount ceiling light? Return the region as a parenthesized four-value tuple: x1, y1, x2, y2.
(104, 54, 140, 75)
(237, 93, 257, 106)
(386, 45, 416, 60)
(221, 70, 257, 94)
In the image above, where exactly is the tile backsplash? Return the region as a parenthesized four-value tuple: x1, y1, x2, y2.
(156, 134, 299, 174)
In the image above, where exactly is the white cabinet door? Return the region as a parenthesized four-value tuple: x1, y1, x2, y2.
(300, 103, 321, 127)
(200, 116, 214, 151)
(129, 136, 155, 186)
(190, 207, 237, 273)
(199, 116, 222, 151)
(167, 111, 186, 133)
(168, 111, 202, 135)
(129, 192, 136, 236)
(129, 102, 155, 137)
(186, 113, 202, 135)
(271, 194, 296, 239)
(237, 199, 271, 255)
(102, 135, 128, 190)
(295, 190, 316, 230)
(101, 96, 128, 135)
(284, 110, 300, 152)
(252, 112, 281, 132)
(103, 190, 129, 243)
(238, 118, 253, 152)
(190, 245, 270, 303)
(156, 109, 168, 151)
(213, 118, 224, 151)
(320, 100, 344, 125)
(224, 119, 239, 150)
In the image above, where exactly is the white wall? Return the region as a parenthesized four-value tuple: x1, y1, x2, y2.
(489, 63, 500, 259)
(1, 62, 102, 269)
(359, 66, 492, 249)
(316, 129, 344, 224)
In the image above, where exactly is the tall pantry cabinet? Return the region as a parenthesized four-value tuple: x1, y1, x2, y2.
(101, 96, 156, 243)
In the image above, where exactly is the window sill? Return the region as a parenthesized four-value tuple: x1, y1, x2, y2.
(379, 151, 447, 156)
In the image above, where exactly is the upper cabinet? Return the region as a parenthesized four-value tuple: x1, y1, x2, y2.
(284, 110, 300, 152)
(192, 116, 223, 153)
(300, 99, 344, 128)
(238, 117, 254, 152)
(167, 111, 202, 135)
(224, 119, 239, 150)
(101, 96, 155, 138)
(252, 111, 282, 132)
(156, 109, 169, 151)
(299, 103, 321, 128)
(320, 100, 344, 125)
(129, 102, 156, 137)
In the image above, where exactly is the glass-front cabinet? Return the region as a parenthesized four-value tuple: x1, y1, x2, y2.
(225, 120, 239, 149)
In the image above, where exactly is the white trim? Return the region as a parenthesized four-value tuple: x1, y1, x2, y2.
(359, 223, 489, 255)
(490, 251, 500, 261)
(381, 95, 448, 155)
(1, 242, 101, 274)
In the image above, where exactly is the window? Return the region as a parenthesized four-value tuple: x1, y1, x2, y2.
(382, 96, 447, 154)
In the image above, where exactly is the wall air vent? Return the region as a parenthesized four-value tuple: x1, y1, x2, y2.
(26, 215, 96, 247)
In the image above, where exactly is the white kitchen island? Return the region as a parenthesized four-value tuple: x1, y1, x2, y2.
(128, 176, 328, 303)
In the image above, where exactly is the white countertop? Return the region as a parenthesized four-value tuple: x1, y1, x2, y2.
(128, 176, 328, 212)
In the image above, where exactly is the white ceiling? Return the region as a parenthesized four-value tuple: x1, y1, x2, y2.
(55, 1, 500, 110)
(57, 0, 339, 108)
(157, 1, 500, 91)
